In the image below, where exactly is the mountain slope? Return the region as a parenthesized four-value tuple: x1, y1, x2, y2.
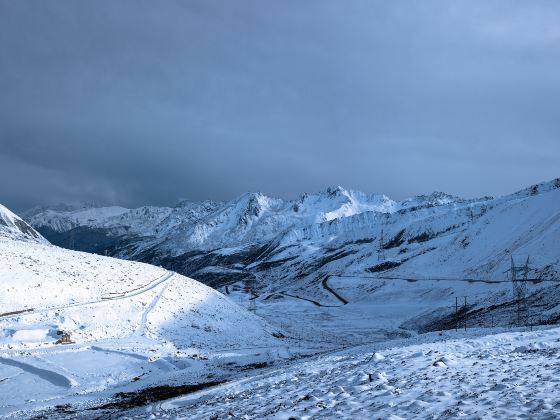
(0, 205, 282, 416)
(0, 220, 279, 348)
(22, 179, 560, 345)
(0, 203, 47, 243)
(5, 178, 560, 415)
(27, 178, 560, 285)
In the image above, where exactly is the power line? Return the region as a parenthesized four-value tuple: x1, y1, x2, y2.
(508, 255, 531, 327)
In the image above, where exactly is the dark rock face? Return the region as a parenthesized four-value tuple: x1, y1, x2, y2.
(13, 219, 42, 239)
(367, 261, 402, 273)
(0, 205, 46, 242)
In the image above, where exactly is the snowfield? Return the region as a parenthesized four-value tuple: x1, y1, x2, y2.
(0, 237, 277, 349)
(0, 238, 165, 313)
(148, 326, 560, 419)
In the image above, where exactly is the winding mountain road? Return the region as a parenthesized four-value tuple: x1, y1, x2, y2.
(321, 275, 348, 305)
(0, 271, 175, 320)
(135, 275, 173, 337)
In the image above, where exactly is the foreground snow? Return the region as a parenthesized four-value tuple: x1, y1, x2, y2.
(143, 326, 560, 419)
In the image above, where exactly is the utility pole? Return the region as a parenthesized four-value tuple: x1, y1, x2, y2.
(245, 278, 257, 314)
(463, 296, 468, 332)
(507, 255, 530, 327)
(68, 229, 75, 249)
(379, 229, 386, 261)
(249, 296, 256, 313)
(455, 296, 458, 332)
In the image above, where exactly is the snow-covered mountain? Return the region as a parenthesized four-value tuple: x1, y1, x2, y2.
(23, 178, 560, 338)
(0, 203, 47, 243)
(27, 187, 401, 253)
(0, 205, 283, 416)
(0, 205, 280, 349)
(4, 180, 560, 416)
(27, 178, 560, 286)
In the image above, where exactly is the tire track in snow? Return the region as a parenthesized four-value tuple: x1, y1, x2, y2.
(136, 274, 174, 337)
(0, 357, 72, 388)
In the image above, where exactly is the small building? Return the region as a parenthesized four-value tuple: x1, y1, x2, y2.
(55, 330, 73, 345)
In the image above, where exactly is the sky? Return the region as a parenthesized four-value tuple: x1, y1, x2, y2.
(1, 1, 559, 211)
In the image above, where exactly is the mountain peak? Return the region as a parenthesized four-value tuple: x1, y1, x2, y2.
(0, 204, 48, 243)
(507, 177, 560, 200)
(324, 185, 347, 197)
(399, 191, 465, 210)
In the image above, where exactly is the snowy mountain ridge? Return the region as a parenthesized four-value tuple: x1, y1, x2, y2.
(24, 177, 560, 295)
(26, 183, 485, 251)
(0, 203, 47, 243)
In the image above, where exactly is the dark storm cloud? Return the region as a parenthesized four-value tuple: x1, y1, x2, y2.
(1, 0, 559, 211)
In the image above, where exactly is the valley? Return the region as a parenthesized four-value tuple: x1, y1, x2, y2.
(1, 179, 559, 417)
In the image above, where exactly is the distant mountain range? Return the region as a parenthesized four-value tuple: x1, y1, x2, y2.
(23, 179, 560, 294)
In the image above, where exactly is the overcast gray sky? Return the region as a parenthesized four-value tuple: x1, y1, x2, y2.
(1, 1, 559, 211)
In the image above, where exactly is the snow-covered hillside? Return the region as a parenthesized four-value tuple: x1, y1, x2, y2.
(22, 180, 560, 343)
(0, 208, 282, 417)
(143, 326, 560, 419)
(27, 179, 560, 282)
(0, 204, 47, 243)
(26, 179, 560, 316)
(0, 233, 277, 347)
